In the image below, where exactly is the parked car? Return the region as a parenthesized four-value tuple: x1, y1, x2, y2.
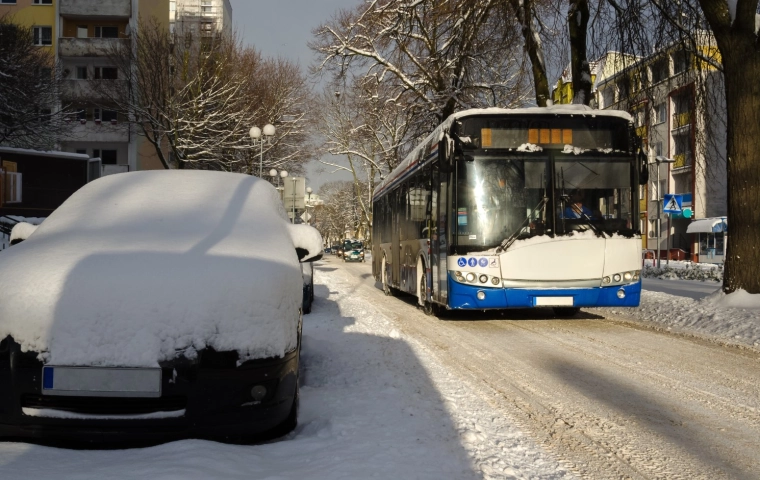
(343, 249, 365, 262)
(0, 170, 322, 447)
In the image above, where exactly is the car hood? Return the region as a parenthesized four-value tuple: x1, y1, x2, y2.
(0, 171, 303, 367)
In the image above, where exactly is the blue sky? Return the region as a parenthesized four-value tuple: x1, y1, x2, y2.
(230, 0, 358, 190)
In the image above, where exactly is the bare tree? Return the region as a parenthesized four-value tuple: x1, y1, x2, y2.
(311, 0, 531, 132)
(0, 15, 72, 149)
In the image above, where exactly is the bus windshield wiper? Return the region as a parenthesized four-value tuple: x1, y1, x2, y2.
(496, 197, 546, 253)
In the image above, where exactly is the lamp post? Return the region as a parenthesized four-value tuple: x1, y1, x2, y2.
(305, 187, 312, 225)
(651, 155, 675, 268)
(291, 177, 297, 224)
(269, 168, 287, 202)
(249, 124, 275, 178)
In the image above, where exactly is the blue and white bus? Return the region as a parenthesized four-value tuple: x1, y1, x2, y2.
(371, 106, 647, 316)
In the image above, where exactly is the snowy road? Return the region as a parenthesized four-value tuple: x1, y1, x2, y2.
(641, 277, 721, 300)
(1, 255, 757, 479)
(336, 256, 760, 479)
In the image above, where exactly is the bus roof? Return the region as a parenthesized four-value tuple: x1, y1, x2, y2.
(373, 106, 633, 200)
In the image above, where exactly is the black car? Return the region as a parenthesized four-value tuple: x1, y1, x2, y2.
(0, 171, 323, 447)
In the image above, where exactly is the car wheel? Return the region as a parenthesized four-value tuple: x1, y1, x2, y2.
(553, 307, 580, 317)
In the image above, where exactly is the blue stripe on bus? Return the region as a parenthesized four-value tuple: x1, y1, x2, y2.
(447, 275, 641, 309)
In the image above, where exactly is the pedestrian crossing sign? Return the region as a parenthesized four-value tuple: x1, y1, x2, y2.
(663, 194, 683, 214)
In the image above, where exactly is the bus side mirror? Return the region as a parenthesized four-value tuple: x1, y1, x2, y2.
(638, 151, 649, 185)
(438, 138, 453, 173)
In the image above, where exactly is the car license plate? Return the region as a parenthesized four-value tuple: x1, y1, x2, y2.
(42, 367, 162, 397)
(534, 296, 574, 306)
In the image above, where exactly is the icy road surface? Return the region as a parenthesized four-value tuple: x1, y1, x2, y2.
(0, 255, 758, 479)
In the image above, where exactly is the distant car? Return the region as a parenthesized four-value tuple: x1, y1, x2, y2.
(0, 170, 322, 447)
(343, 249, 365, 262)
(323, 247, 332, 254)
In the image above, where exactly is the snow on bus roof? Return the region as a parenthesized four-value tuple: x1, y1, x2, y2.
(374, 106, 633, 199)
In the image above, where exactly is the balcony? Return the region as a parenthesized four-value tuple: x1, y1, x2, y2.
(61, 79, 127, 101)
(673, 152, 693, 169)
(59, 37, 128, 58)
(61, 120, 129, 144)
(672, 111, 692, 129)
(60, 0, 131, 18)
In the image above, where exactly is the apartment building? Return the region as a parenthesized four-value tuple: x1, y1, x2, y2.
(590, 42, 727, 263)
(0, 0, 169, 174)
(170, 0, 231, 36)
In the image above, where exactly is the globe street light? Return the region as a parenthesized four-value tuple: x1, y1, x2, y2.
(249, 124, 276, 178)
(269, 168, 287, 202)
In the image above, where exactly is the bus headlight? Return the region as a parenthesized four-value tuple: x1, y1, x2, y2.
(491, 277, 501, 286)
(623, 272, 633, 281)
(479, 274, 488, 284)
(613, 273, 622, 282)
(603, 276, 611, 284)
(476, 291, 486, 300)
(633, 270, 640, 281)
(617, 289, 626, 299)
(466, 272, 476, 283)
(455, 271, 464, 281)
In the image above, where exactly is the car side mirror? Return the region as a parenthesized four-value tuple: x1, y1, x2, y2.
(287, 223, 324, 262)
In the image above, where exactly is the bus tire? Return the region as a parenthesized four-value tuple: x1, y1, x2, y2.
(382, 256, 395, 296)
(553, 307, 580, 317)
(417, 259, 436, 316)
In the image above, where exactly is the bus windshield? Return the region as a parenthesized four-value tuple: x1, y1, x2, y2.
(455, 153, 634, 250)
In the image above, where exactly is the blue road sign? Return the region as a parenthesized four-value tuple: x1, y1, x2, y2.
(663, 194, 683, 214)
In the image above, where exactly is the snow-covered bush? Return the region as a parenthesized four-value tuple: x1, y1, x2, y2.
(642, 263, 723, 282)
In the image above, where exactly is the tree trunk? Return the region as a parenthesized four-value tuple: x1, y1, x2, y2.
(509, 0, 551, 106)
(698, 0, 760, 294)
(720, 43, 760, 294)
(568, 0, 591, 105)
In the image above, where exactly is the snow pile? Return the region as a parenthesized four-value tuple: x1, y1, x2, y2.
(0, 171, 308, 367)
(642, 263, 723, 282)
(516, 143, 543, 152)
(595, 288, 760, 349)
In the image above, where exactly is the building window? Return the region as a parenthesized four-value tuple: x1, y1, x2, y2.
(101, 150, 118, 165)
(653, 103, 666, 124)
(653, 141, 663, 158)
(76, 149, 87, 155)
(77, 25, 88, 38)
(76, 66, 88, 80)
(94, 26, 119, 38)
(673, 50, 691, 75)
(94, 67, 118, 80)
(0, 0, 18, 4)
(33, 0, 53, 4)
(33, 26, 52, 46)
(650, 58, 668, 83)
(95, 109, 118, 122)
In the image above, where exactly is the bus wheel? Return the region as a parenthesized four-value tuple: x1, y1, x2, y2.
(417, 260, 436, 316)
(553, 307, 580, 317)
(382, 257, 395, 296)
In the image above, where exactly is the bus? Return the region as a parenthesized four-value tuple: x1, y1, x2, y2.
(371, 106, 647, 316)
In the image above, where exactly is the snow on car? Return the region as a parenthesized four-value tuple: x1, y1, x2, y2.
(0, 170, 322, 446)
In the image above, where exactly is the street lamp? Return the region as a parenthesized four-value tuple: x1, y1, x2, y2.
(651, 155, 675, 268)
(269, 168, 287, 202)
(249, 124, 275, 178)
(305, 187, 313, 225)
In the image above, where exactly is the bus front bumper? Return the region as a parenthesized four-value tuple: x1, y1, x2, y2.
(448, 275, 641, 310)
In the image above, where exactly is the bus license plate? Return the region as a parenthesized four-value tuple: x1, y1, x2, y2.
(534, 296, 574, 306)
(42, 366, 161, 397)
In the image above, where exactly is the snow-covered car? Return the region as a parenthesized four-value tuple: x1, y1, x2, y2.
(343, 249, 365, 262)
(0, 170, 322, 446)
